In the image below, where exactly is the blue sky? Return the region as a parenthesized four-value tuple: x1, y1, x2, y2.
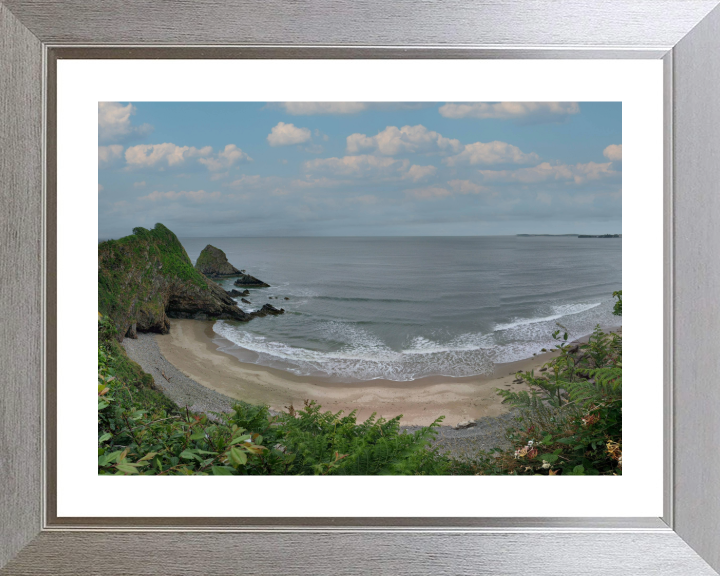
(98, 102, 621, 238)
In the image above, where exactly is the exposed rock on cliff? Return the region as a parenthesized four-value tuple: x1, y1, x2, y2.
(194, 245, 242, 278)
(99, 224, 252, 342)
(226, 288, 250, 297)
(234, 273, 270, 288)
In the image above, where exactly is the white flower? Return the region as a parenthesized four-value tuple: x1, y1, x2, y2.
(541, 460, 551, 469)
(528, 440, 534, 447)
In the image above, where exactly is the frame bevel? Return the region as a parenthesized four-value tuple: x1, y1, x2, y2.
(2, 1, 720, 574)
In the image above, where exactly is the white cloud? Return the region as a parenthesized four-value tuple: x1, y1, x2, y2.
(133, 181, 146, 188)
(140, 190, 222, 202)
(98, 144, 124, 168)
(280, 102, 368, 115)
(305, 155, 411, 178)
(444, 141, 540, 166)
(123, 142, 250, 172)
(302, 143, 325, 154)
(267, 122, 312, 146)
(447, 179, 488, 195)
(438, 102, 580, 122)
(98, 102, 153, 142)
(478, 161, 618, 185)
(603, 144, 622, 161)
(125, 143, 212, 168)
(405, 179, 490, 201)
(292, 177, 349, 189)
(198, 144, 252, 171)
(404, 186, 453, 200)
(225, 175, 284, 190)
(536, 192, 553, 205)
(402, 164, 438, 182)
(347, 125, 461, 156)
(347, 195, 378, 205)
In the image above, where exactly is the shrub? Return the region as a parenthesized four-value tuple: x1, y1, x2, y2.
(460, 296, 622, 476)
(98, 316, 448, 476)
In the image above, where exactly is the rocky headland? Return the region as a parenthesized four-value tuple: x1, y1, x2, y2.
(98, 223, 281, 342)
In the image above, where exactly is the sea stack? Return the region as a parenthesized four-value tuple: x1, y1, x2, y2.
(194, 245, 243, 278)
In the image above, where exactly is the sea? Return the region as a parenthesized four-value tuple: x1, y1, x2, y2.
(180, 236, 622, 383)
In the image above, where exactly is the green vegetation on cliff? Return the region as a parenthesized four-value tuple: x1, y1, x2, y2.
(99, 223, 249, 341)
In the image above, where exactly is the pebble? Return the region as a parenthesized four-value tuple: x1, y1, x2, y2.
(122, 333, 238, 416)
(401, 410, 520, 462)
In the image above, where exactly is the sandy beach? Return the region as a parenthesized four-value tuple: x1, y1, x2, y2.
(145, 318, 563, 427)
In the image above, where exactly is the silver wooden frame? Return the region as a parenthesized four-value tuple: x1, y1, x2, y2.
(2, 1, 720, 574)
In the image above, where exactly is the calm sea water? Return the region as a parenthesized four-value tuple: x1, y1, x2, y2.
(180, 237, 622, 382)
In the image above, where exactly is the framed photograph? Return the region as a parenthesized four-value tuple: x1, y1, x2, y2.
(2, 1, 720, 574)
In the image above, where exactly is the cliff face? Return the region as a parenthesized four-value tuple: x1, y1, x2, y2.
(99, 224, 252, 341)
(194, 245, 242, 278)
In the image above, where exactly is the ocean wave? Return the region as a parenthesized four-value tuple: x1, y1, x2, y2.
(213, 321, 497, 381)
(213, 298, 615, 382)
(494, 302, 601, 331)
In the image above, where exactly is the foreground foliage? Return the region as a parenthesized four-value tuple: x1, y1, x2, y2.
(456, 292, 623, 476)
(99, 316, 448, 476)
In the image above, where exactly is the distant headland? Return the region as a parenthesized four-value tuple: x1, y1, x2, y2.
(517, 234, 621, 238)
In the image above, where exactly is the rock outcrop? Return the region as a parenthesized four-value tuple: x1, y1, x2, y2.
(226, 288, 250, 297)
(234, 273, 270, 288)
(254, 303, 285, 316)
(99, 224, 253, 342)
(194, 244, 243, 278)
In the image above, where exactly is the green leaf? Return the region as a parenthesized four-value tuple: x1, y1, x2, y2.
(99, 450, 122, 466)
(190, 431, 206, 440)
(138, 451, 158, 462)
(211, 466, 235, 475)
(539, 453, 559, 463)
(229, 446, 247, 466)
(180, 450, 197, 460)
(229, 434, 251, 446)
(542, 435, 553, 444)
(98, 433, 112, 443)
(116, 463, 139, 474)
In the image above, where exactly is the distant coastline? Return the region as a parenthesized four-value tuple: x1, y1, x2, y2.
(517, 233, 621, 238)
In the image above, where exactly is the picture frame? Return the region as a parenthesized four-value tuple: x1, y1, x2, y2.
(1, 1, 719, 573)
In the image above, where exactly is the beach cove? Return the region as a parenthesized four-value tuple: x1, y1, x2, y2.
(124, 318, 564, 427)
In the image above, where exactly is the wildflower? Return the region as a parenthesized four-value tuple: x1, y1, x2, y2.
(606, 440, 622, 460)
(582, 413, 600, 426)
(514, 446, 529, 459)
(528, 440, 534, 447)
(527, 447, 538, 459)
(541, 460, 551, 469)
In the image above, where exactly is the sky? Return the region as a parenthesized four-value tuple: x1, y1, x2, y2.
(98, 102, 621, 238)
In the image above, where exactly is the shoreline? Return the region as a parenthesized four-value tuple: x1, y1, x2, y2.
(149, 319, 573, 427)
